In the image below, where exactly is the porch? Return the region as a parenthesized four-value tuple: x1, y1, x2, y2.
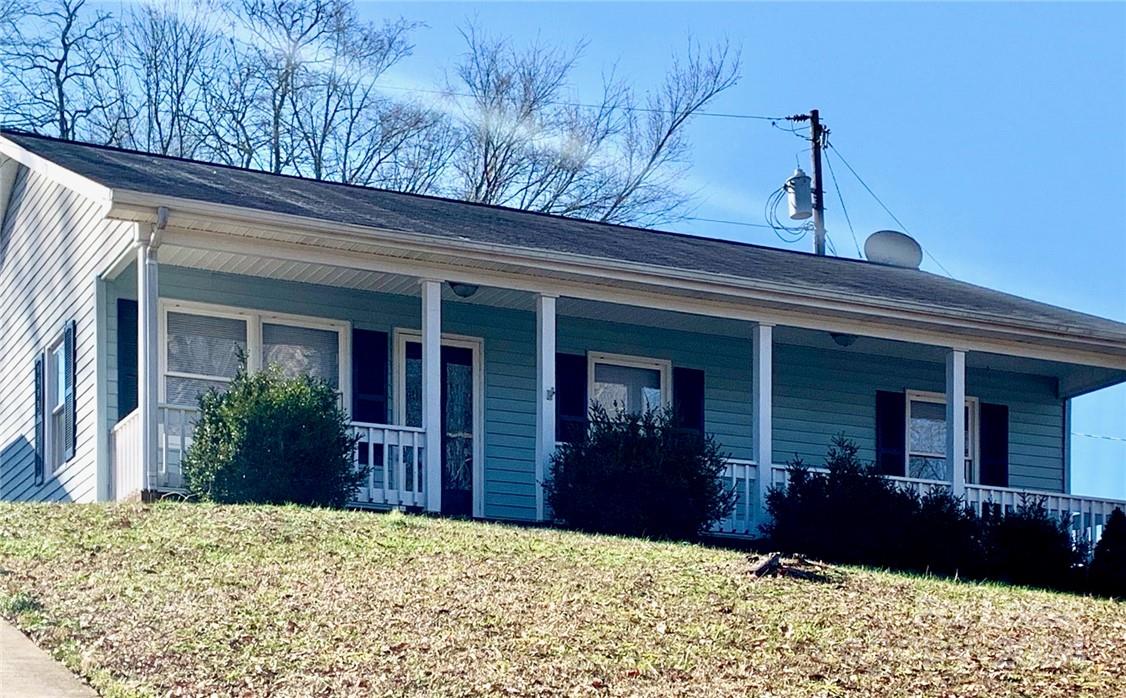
(102, 239, 1126, 542)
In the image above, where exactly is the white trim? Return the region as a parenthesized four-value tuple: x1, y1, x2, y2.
(534, 295, 556, 522)
(752, 324, 773, 510)
(0, 139, 1118, 363)
(155, 227, 1126, 371)
(44, 333, 66, 477)
(94, 276, 110, 501)
(0, 135, 115, 208)
(586, 351, 672, 414)
(157, 299, 350, 409)
(0, 155, 19, 232)
(393, 328, 485, 518)
(1062, 398, 1072, 495)
(905, 388, 979, 484)
(138, 245, 159, 491)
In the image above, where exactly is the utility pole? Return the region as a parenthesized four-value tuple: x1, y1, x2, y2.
(787, 109, 828, 255)
(809, 109, 826, 256)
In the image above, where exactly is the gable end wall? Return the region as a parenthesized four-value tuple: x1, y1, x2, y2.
(0, 167, 133, 502)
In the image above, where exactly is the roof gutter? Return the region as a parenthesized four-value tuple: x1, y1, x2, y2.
(96, 191, 1125, 364)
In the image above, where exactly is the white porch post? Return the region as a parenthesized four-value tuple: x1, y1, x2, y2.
(421, 279, 443, 513)
(752, 323, 774, 519)
(534, 294, 557, 521)
(946, 348, 967, 497)
(137, 243, 159, 494)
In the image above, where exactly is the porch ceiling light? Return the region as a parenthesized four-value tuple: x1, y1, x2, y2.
(448, 281, 480, 298)
(829, 332, 858, 347)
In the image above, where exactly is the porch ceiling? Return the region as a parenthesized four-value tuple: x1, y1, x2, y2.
(155, 243, 1126, 398)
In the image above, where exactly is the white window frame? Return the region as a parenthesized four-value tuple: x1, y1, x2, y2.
(158, 300, 351, 413)
(904, 389, 980, 484)
(44, 333, 67, 475)
(392, 328, 485, 518)
(586, 351, 672, 414)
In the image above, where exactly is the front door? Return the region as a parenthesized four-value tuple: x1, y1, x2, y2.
(399, 336, 479, 517)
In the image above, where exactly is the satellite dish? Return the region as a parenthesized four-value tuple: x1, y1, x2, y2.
(864, 230, 923, 269)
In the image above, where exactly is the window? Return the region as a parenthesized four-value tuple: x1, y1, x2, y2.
(587, 352, 671, 415)
(161, 302, 348, 407)
(47, 338, 66, 471)
(165, 311, 247, 405)
(262, 323, 340, 388)
(38, 321, 75, 480)
(906, 390, 978, 482)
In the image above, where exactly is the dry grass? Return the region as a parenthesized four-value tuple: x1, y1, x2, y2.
(1, 502, 1123, 697)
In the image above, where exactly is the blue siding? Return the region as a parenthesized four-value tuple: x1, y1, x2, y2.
(557, 317, 754, 461)
(102, 266, 1068, 520)
(126, 266, 541, 521)
(773, 344, 1064, 491)
(0, 168, 134, 502)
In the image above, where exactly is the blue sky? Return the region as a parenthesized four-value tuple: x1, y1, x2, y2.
(363, 1, 1125, 498)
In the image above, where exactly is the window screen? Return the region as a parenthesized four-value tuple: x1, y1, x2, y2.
(263, 323, 340, 388)
(907, 399, 973, 481)
(166, 312, 247, 405)
(49, 342, 66, 469)
(166, 312, 246, 378)
(592, 362, 662, 414)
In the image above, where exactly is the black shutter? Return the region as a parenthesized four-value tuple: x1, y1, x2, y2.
(555, 353, 587, 443)
(116, 299, 138, 420)
(875, 390, 906, 476)
(673, 367, 705, 433)
(33, 355, 44, 485)
(63, 320, 76, 462)
(352, 329, 389, 424)
(979, 402, 1009, 487)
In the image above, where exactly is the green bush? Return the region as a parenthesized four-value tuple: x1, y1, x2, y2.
(183, 366, 363, 507)
(907, 489, 986, 578)
(545, 405, 734, 540)
(764, 435, 921, 569)
(981, 496, 1080, 589)
(1089, 507, 1126, 597)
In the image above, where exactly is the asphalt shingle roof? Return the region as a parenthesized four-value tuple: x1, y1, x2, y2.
(4, 129, 1124, 339)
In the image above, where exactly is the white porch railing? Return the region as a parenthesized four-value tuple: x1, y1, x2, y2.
(111, 409, 142, 499)
(109, 405, 428, 505)
(768, 464, 1126, 545)
(964, 484, 1123, 546)
(349, 422, 426, 508)
(712, 459, 761, 536)
(154, 404, 197, 491)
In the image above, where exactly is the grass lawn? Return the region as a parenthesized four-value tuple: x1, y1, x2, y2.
(1, 503, 1123, 697)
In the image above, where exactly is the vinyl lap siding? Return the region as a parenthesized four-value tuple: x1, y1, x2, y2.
(773, 344, 1065, 491)
(106, 265, 1067, 516)
(0, 168, 133, 502)
(115, 266, 541, 521)
(556, 317, 754, 461)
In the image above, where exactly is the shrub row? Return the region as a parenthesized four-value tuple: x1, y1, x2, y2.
(764, 435, 1126, 596)
(546, 405, 734, 540)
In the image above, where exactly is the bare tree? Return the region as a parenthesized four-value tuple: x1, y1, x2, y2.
(450, 25, 586, 207)
(0, 0, 125, 140)
(449, 27, 739, 225)
(285, 9, 414, 181)
(122, 0, 224, 157)
(598, 41, 740, 224)
(1, 1, 740, 226)
(198, 37, 264, 169)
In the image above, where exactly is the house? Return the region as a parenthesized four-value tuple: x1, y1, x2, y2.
(1, 129, 1124, 539)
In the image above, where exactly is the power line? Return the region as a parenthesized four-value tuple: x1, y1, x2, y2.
(823, 148, 863, 257)
(825, 140, 956, 278)
(1073, 432, 1126, 443)
(374, 82, 787, 121)
(684, 216, 776, 230)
